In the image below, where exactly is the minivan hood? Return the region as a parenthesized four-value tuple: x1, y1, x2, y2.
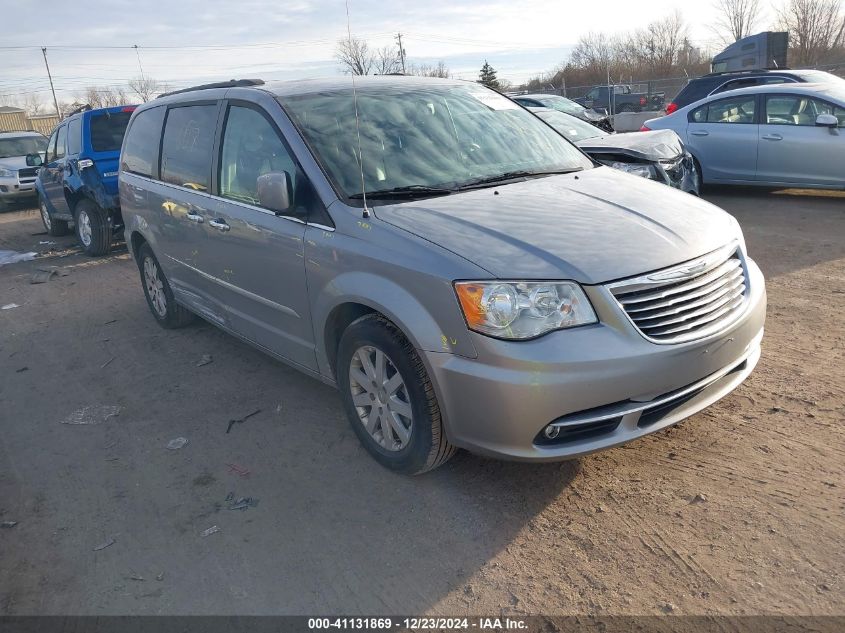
(374, 167, 737, 284)
(576, 129, 683, 162)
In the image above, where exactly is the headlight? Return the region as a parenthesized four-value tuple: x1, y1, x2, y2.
(454, 281, 597, 340)
(610, 162, 655, 179)
(0, 167, 14, 178)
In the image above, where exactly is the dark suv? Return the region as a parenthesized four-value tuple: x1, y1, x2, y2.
(666, 69, 845, 114)
(37, 104, 137, 255)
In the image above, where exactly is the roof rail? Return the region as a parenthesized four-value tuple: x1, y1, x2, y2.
(157, 79, 265, 99)
(66, 103, 92, 117)
(704, 68, 792, 77)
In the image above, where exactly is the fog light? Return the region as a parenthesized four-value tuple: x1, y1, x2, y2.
(543, 425, 561, 440)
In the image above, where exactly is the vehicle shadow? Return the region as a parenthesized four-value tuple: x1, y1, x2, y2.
(702, 185, 845, 279)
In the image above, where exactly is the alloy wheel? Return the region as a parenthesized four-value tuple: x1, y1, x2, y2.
(78, 209, 92, 247)
(40, 201, 52, 230)
(348, 345, 413, 451)
(143, 256, 167, 317)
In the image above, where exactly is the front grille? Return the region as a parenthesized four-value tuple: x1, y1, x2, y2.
(18, 168, 38, 179)
(610, 247, 748, 343)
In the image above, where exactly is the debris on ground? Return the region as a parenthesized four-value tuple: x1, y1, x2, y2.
(225, 463, 250, 477)
(0, 250, 37, 266)
(196, 354, 213, 367)
(93, 538, 115, 551)
(200, 525, 220, 537)
(691, 493, 708, 504)
(30, 269, 56, 284)
(2, 303, 21, 310)
(100, 357, 115, 369)
(61, 405, 121, 425)
(660, 602, 676, 613)
(228, 496, 259, 511)
(15, 367, 28, 373)
(226, 409, 260, 434)
(128, 574, 145, 581)
(103, 319, 118, 325)
(39, 241, 56, 245)
(166, 437, 188, 450)
(1, 521, 18, 528)
(155, 572, 164, 582)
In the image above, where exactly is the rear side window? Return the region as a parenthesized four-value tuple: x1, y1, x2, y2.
(90, 112, 132, 152)
(67, 118, 82, 155)
(160, 105, 217, 191)
(691, 96, 756, 124)
(121, 106, 165, 178)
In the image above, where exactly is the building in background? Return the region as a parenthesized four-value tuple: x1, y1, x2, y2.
(0, 105, 59, 136)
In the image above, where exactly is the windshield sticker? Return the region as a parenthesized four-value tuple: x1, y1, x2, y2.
(468, 90, 520, 111)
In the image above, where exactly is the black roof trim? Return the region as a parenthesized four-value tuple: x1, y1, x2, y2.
(157, 79, 265, 99)
(702, 68, 794, 78)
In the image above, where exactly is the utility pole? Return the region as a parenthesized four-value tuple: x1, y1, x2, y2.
(395, 33, 406, 74)
(133, 44, 145, 79)
(42, 47, 61, 120)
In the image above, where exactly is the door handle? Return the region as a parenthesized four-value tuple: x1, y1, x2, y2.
(186, 212, 204, 223)
(690, 130, 709, 136)
(762, 134, 783, 141)
(209, 218, 230, 232)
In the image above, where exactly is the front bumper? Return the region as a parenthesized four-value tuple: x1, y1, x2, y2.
(425, 258, 766, 461)
(0, 174, 37, 201)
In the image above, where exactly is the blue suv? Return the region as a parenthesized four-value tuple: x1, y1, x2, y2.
(37, 104, 137, 255)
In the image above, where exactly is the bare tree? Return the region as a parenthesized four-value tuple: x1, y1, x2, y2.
(128, 76, 162, 102)
(713, 0, 763, 44)
(335, 37, 375, 75)
(12, 93, 44, 116)
(776, 0, 845, 65)
(72, 85, 131, 109)
(374, 46, 402, 75)
(407, 61, 451, 78)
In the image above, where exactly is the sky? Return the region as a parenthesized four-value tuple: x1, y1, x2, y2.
(0, 0, 777, 108)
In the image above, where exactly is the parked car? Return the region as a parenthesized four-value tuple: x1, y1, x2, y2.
(529, 107, 699, 194)
(0, 131, 48, 210)
(666, 68, 845, 114)
(120, 76, 765, 474)
(512, 93, 614, 132)
(36, 104, 137, 255)
(643, 83, 845, 189)
(574, 84, 665, 113)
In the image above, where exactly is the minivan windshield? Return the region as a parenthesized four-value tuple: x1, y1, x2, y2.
(282, 82, 593, 201)
(533, 109, 607, 142)
(534, 95, 588, 115)
(0, 135, 47, 159)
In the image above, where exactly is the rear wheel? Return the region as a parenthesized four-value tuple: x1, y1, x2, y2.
(337, 314, 456, 475)
(75, 199, 111, 256)
(137, 243, 195, 329)
(40, 196, 69, 236)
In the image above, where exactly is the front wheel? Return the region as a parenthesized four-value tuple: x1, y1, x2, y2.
(137, 243, 195, 329)
(40, 197, 70, 236)
(337, 315, 456, 475)
(75, 200, 112, 256)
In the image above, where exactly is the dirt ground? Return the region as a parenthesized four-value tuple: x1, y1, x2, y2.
(0, 187, 842, 617)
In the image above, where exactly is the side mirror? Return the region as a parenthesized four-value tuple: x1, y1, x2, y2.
(257, 171, 293, 215)
(815, 113, 838, 128)
(26, 153, 43, 167)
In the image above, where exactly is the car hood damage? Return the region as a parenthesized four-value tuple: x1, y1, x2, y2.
(374, 167, 736, 284)
(576, 129, 684, 161)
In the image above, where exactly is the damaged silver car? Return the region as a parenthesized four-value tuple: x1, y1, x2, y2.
(530, 106, 700, 194)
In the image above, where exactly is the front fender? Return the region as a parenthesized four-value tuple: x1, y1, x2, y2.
(311, 271, 478, 377)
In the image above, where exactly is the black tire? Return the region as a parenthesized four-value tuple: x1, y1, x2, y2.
(337, 314, 456, 475)
(39, 196, 70, 236)
(137, 242, 195, 329)
(74, 199, 111, 256)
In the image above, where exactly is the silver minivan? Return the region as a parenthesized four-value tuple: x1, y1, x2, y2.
(119, 77, 766, 474)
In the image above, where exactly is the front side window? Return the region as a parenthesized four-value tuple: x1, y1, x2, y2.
(702, 97, 756, 124)
(46, 129, 58, 162)
(766, 95, 845, 126)
(121, 106, 166, 178)
(586, 88, 600, 100)
(160, 105, 217, 191)
(283, 83, 593, 201)
(0, 135, 47, 159)
(90, 112, 132, 152)
(219, 105, 299, 209)
(55, 125, 67, 160)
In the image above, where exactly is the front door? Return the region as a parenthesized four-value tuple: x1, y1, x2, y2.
(687, 94, 759, 182)
(756, 94, 845, 187)
(199, 102, 317, 370)
(43, 124, 70, 215)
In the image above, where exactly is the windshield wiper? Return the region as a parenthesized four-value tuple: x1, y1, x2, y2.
(455, 168, 584, 190)
(349, 185, 454, 200)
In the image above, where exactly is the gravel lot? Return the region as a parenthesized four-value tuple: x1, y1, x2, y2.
(0, 187, 843, 616)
